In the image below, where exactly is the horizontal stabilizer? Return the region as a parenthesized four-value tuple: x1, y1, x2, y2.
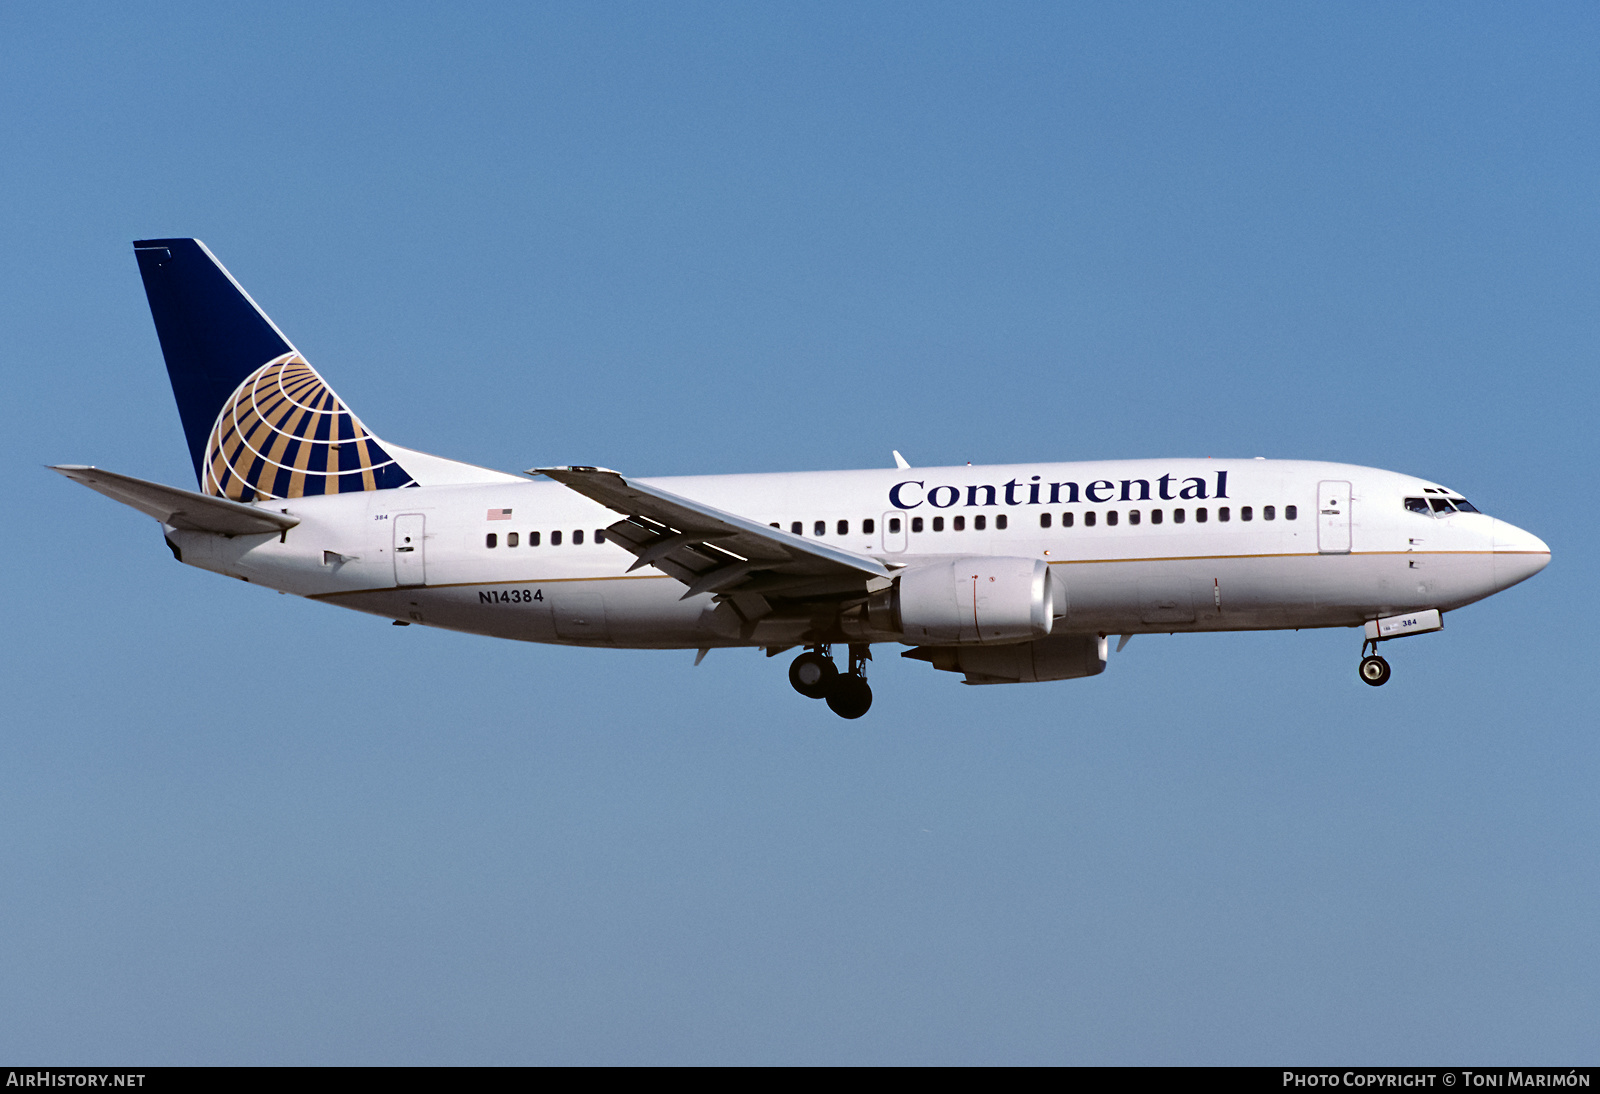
(51, 465, 299, 536)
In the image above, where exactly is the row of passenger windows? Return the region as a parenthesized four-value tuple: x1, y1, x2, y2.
(768, 516, 1013, 536)
(767, 506, 1295, 536)
(770, 518, 884, 536)
(486, 529, 606, 548)
(489, 503, 1300, 548)
(897, 514, 1011, 532)
(1040, 504, 1294, 528)
(485, 498, 1455, 550)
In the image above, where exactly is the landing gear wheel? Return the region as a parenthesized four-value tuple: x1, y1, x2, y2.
(789, 651, 838, 699)
(825, 674, 873, 719)
(1359, 655, 1391, 687)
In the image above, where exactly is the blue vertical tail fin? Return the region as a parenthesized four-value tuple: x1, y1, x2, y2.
(133, 238, 415, 501)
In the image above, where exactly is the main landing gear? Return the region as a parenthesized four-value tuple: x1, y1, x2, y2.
(788, 650, 837, 698)
(1358, 637, 1391, 687)
(789, 644, 873, 719)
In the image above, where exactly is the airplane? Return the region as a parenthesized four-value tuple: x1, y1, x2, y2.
(54, 238, 1551, 718)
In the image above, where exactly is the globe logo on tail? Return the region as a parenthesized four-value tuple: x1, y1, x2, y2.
(204, 353, 414, 501)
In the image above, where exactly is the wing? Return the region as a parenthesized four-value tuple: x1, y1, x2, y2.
(533, 466, 894, 621)
(52, 464, 300, 536)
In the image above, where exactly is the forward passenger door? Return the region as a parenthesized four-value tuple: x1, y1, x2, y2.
(1317, 481, 1351, 554)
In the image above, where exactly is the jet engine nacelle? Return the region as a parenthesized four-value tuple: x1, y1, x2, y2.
(872, 556, 1056, 644)
(904, 633, 1108, 685)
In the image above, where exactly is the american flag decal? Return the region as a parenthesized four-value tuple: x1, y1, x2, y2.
(487, 508, 513, 520)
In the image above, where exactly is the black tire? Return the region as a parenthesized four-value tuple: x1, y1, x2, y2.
(1358, 655, 1391, 687)
(789, 652, 838, 699)
(825, 675, 873, 719)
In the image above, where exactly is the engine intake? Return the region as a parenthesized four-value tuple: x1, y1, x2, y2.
(871, 556, 1055, 644)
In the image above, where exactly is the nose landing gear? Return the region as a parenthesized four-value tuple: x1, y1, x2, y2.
(1355, 610, 1444, 687)
(1358, 637, 1392, 686)
(788, 644, 874, 718)
(1358, 653, 1391, 686)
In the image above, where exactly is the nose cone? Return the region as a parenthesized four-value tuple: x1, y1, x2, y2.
(1491, 519, 1551, 590)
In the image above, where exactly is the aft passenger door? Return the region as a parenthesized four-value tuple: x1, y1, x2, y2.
(1317, 481, 1351, 554)
(393, 513, 427, 586)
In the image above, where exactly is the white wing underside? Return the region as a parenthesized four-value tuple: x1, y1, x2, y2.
(533, 466, 895, 623)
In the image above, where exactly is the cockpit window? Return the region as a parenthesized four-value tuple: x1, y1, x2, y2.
(1409, 494, 1483, 515)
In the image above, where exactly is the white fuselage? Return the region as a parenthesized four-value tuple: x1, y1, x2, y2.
(166, 458, 1549, 650)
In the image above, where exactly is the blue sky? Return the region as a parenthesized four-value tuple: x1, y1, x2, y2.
(2, 2, 1595, 1064)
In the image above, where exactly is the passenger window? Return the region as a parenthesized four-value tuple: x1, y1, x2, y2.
(975, 514, 987, 531)
(888, 518, 900, 534)
(530, 531, 541, 546)
(814, 520, 826, 536)
(770, 522, 779, 528)
(1284, 506, 1295, 521)
(912, 517, 924, 533)
(486, 533, 498, 548)
(507, 532, 519, 548)
(1195, 507, 1207, 523)
(1106, 510, 1118, 527)
(791, 521, 802, 535)
(1428, 498, 1454, 513)
(1263, 506, 1275, 521)
(932, 516, 945, 532)
(837, 519, 848, 535)
(1128, 510, 1140, 525)
(595, 530, 606, 543)
(1218, 507, 1230, 522)
(953, 515, 965, 531)
(574, 529, 585, 544)
(1040, 513, 1052, 529)
(1084, 511, 1096, 527)
(996, 514, 1007, 530)
(1405, 497, 1430, 515)
(1151, 509, 1163, 525)
(552, 530, 563, 545)
(1174, 508, 1185, 524)
(1241, 507, 1253, 522)
(863, 518, 875, 534)
(1063, 512, 1074, 528)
